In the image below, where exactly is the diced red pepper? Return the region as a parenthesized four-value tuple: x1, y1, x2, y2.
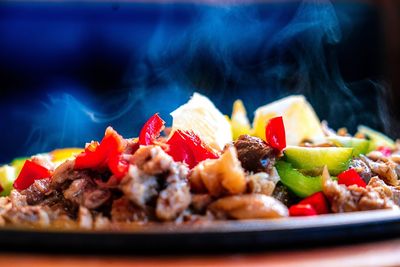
(13, 160, 51, 190)
(139, 113, 165, 145)
(338, 168, 366, 188)
(265, 116, 286, 151)
(377, 146, 392, 157)
(289, 204, 317, 217)
(75, 127, 129, 179)
(298, 192, 329, 214)
(75, 127, 125, 170)
(166, 130, 218, 169)
(108, 152, 129, 180)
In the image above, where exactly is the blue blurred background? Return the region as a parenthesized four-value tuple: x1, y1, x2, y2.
(0, 0, 396, 163)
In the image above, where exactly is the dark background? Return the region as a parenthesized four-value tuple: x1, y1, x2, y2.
(0, 0, 398, 163)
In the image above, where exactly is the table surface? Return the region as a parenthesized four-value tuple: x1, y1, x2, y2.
(1, 238, 400, 267)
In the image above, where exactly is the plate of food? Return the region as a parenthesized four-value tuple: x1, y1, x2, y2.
(1, 93, 400, 252)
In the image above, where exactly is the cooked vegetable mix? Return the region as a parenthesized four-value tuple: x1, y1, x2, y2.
(0, 93, 399, 230)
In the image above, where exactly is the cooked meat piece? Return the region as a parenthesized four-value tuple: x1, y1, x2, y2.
(63, 179, 94, 205)
(111, 197, 148, 222)
(247, 168, 280, 196)
(21, 178, 52, 205)
(322, 168, 398, 212)
(349, 158, 373, 184)
(132, 145, 186, 176)
(120, 166, 159, 208)
(368, 176, 400, 206)
(78, 206, 93, 229)
(189, 146, 246, 197)
(361, 155, 399, 186)
(9, 190, 27, 207)
(156, 175, 191, 221)
(83, 189, 111, 210)
(63, 178, 111, 209)
(208, 194, 288, 219)
(39, 190, 76, 217)
(234, 135, 276, 173)
(2, 205, 51, 227)
(191, 194, 213, 213)
(122, 145, 191, 221)
(51, 160, 95, 189)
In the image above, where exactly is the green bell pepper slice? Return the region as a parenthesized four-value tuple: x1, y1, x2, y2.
(275, 161, 322, 198)
(327, 136, 370, 157)
(284, 146, 353, 175)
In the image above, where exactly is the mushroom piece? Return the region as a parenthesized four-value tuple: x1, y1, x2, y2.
(208, 194, 288, 219)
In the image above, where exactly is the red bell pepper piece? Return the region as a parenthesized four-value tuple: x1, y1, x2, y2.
(338, 169, 366, 188)
(139, 113, 165, 145)
(377, 146, 392, 157)
(265, 116, 286, 151)
(289, 204, 317, 217)
(13, 160, 51, 190)
(108, 152, 129, 180)
(298, 192, 329, 214)
(166, 130, 218, 169)
(75, 127, 125, 170)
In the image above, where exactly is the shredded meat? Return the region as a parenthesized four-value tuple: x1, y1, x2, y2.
(122, 146, 191, 221)
(21, 178, 52, 205)
(234, 135, 277, 173)
(361, 155, 399, 186)
(156, 175, 191, 221)
(111, 197, 148, 222)
(51, 160, 96, 190)
(349, 158, 373, 184)
(119, 166, 159, 208)
(322, 167, 398, 212)
(247, 168, 280, 196)
(63, 178, 111, 209)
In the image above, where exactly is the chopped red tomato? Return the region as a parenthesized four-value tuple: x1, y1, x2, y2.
(139, 113, 165, 145)
(265, 116, 286, 151)
(166, 130, 218, 169)
(13, 160, 51, 190)
(298, 192, 329, 214)
(338, 169, 366, 188)
(289, 204, 317, 217)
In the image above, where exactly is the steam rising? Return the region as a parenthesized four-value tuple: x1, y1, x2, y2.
(9, 0, 389, 159)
